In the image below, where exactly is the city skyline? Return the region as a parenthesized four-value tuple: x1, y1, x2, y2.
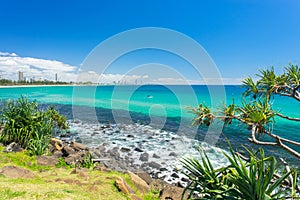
(0, 1, 300, 84)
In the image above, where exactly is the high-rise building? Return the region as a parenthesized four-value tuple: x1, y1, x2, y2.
(55, 73, 58, 82)
(18, 71, 24, 82)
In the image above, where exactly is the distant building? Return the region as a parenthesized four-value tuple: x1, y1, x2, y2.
(55, 73, 58, 82)
(18, 71, 24, 82)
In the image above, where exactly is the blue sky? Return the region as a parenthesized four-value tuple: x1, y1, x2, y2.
(0, 0, 300, 83)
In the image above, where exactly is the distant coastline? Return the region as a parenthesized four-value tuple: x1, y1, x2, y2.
(0, 84, 76, 88)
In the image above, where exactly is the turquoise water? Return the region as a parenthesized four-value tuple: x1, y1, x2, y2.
(0, 85, 299, 163)
(0, 85, 232, 118)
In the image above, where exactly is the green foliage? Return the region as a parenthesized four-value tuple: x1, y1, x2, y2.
(0, 96, 68, 155)
(189, 103, 214, 126)
(180, 147, 234, 199)
(243, 64, 300, 99)
(0, 188, 26, 199)
(80, 152, 95, 169)
(181, 143, 298, 199)
(56, 158, 72, 168)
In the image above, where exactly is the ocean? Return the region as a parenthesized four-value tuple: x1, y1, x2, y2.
(0, 85, 299, 166)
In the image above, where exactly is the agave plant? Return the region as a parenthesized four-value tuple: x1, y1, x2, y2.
(180, 142, 298, 199)
(224, 146, 297, 199)
(180, 147, 236, 199)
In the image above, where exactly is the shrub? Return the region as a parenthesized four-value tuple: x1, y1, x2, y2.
(0, 96, 68, 155)
(180, 143, 299, 199)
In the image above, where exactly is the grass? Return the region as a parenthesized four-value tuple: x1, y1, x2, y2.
(0, 146, 159, 200)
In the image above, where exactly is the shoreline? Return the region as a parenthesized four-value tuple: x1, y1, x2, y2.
(0, 84, 243, 89)
(0, 84, 83, 88)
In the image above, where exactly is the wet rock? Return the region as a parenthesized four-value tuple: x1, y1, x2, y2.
(115, 177, 135, 195)
(36, 156, 59, 167)
(169, 152, 177, 157)
(0, 166, 35, 179)
(175, 181, 185, 188)
(181, 177, 189, 182)
(171, 173, 179, 178)
(160, 168, 168, 172)
(96, 145, 106, 152)
(153, 153, 160, 159)
(107, 148, 120, 157)
(127, 134, 134, 138)
(90, 149, 102, 159)
(148, 161, 161, 170)
(134, 147, 143, 152)
(120, 147, 131, 152)
(139, 153, 149, 162)
(128, 171, 150, 194)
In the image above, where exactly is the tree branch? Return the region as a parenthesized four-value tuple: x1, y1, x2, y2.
(276, 113, 300, 122)
(265, 130, 300, 146)
(248, 125, 300, 159)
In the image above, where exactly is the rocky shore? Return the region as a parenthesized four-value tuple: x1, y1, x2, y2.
(52, 122, 192, 187)
(53, 120, 228, 186)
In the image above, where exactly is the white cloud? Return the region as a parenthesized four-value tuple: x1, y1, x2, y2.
(0, 52, 77, 81)
(0, 52, 17, 57)
(76, 72, 148, 84)
(0, 51, 245, 85)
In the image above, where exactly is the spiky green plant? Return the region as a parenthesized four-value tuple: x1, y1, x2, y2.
(180, 143, 298, 199)
(0, 96, 68, 155)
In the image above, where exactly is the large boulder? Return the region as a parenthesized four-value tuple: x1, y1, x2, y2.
(70, 141, 87, 151)
(136, 171, 153, 185)
(50, 138, 63, 151)
(64, 152, 86, 165)
(139, 153, 149, 162)
(160, 185, 188, 200)
(0, 166, 35, 179)
(62, 145, 76, 157)
(115, 176, 135, 195)
(128, 171, 150, 194)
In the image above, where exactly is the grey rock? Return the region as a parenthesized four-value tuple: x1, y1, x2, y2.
(62, 145, 76, 156)
(169, 152, 177, 157)
(160, 168, 168, 172)
(171, 173, 179, 178)
(148, 162, 161, 170)
(3, 142, 23, 152)
(153, 153, 160, 159)
(139, 153, 149, 162)
(134, 147, 143, 152)
(120, 147, 131, 152)
(96, 145, 106, 152)
(136, 171, 153, 185)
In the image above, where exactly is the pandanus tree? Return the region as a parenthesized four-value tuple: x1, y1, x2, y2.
(180, 64, 300, 199)
(191, 64, 300, 159)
